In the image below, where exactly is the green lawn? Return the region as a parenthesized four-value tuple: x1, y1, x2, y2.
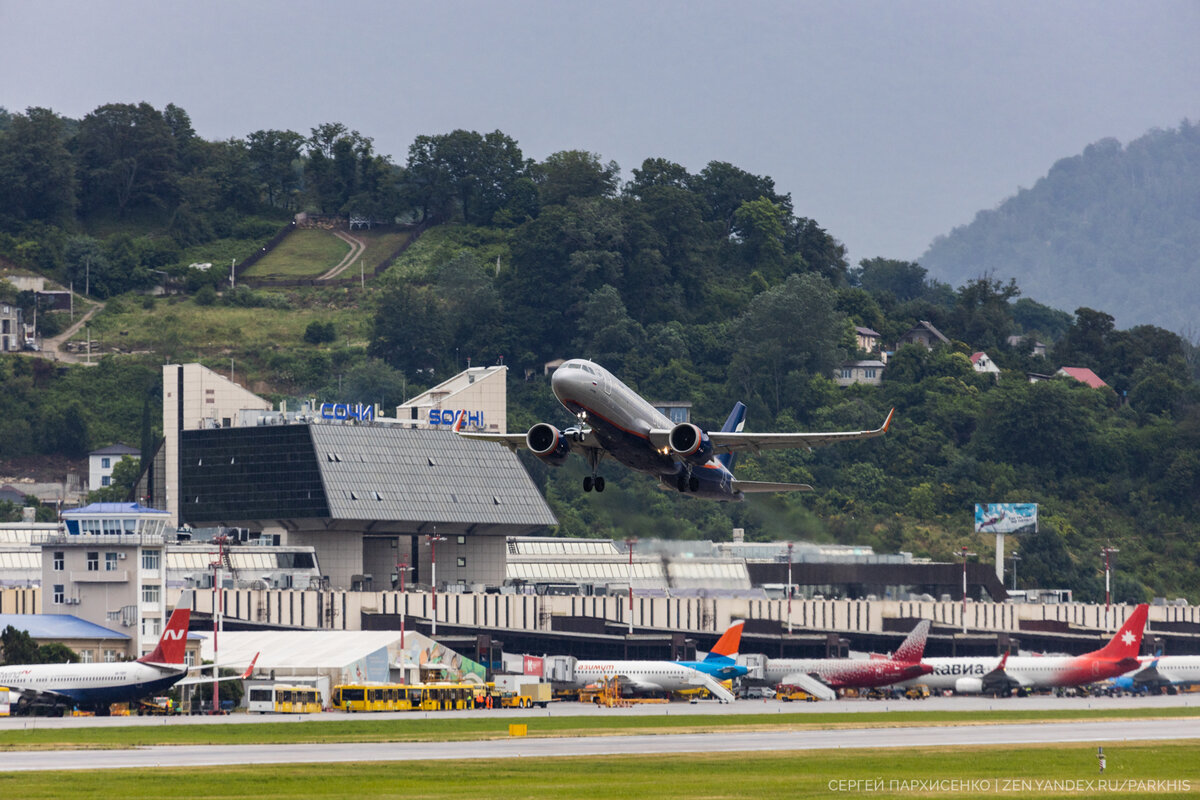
(3, 706, 1199, 750)
(1, 743, 1196, 799)
(242, 230, 351, 278)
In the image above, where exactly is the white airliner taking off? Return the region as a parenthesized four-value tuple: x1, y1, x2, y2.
(0, 606, 255, 714)
(458, 359, 892, 500)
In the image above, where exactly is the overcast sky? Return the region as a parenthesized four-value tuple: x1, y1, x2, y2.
(2, 1, 1197, 270)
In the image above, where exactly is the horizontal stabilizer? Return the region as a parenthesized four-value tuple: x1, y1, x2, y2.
(778, 672, 837, 701)
(732, 480, 814, 493)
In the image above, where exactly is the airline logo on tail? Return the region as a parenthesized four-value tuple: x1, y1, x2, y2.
(1091, 604, 1149, 661)
(704, 620, 745, 663)
(137, 606, 191, 666)
(893, 620, 931, 664)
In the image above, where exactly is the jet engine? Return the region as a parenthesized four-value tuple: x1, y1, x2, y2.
(668, 422, 714, 465)
(526, 423, 571, 465)
(954, 677, 984, 694)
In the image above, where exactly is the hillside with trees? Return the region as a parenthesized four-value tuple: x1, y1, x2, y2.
(2, 102, 1199, 604)
(920, 120, 1200, 332)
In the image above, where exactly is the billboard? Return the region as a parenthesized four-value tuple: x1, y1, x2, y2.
(974, 503, 1038, 534)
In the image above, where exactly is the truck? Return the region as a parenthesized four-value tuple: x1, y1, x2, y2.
(492, 675, 552, 708)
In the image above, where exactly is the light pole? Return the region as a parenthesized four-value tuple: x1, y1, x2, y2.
(1009, 552, 1020, 593)
(961, 546, 976, 635)
(625, 537, 637, 635)
(426, 532, 447, 636)
(394, 557, 414, 657)
(208, 533, 229, 714)
(786, 541, 794, 635)
(1102, 546, 1119, 615)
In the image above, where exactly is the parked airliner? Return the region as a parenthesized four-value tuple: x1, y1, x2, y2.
(570, 621, 748, 702)
(458, 358, 892, 500)
(0, 606, 254, 713)
(747, 620, 932, 700)
(1110, 654, 1200, 694)
(899, 604, 1149, 695)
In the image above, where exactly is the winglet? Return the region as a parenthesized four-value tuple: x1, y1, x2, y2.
(240, 652, 260, 680)
(704, 620, 745, 661)
(453, 411, 466, 433)
(881, 408, 895, 433)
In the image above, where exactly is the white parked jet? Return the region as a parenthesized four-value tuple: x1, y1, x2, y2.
(458, 358, 892, 500)
(570, 621, 747, 702)
(0, 606, 255, 714)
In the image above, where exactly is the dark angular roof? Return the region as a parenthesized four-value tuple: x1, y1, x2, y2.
(89, 443, 140, 457)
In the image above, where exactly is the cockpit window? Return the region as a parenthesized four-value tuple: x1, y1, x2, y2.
(581, 365, 595, 375)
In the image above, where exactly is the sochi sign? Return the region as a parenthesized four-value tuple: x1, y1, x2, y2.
(320, 402, 375, 422)
(429, 409, 484, 429)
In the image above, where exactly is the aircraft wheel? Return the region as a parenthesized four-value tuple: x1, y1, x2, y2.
(594, 476, 605, 492)
(688, 475, 700, 492)
(677, 475, 687, 492)
(583, 476, 593, 492)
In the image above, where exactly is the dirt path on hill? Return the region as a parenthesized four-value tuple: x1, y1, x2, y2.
(319, 230, 366, 280)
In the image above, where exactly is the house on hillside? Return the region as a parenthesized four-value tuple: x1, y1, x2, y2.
(854, 326, 883, 355)
(1006, 335, 1047, 357)
(897, 320, 949, 350)
(970, 352, 1001, 377)
(1056, 366, 1108, 389)
(88, 444, 140, 492)
(835, 360, 886, 387)
(1, 303, 23, 352)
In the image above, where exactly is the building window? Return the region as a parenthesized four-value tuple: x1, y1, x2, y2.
(105, 552, 119, 571)
(103, 649, 119, 663)
(142, 584, 161, 604)
(87, 551, 99, 571)
(53, 551, 64, 571)
(101, 476, 111, 487)
(53, 585, 64, 604)
(80, 650, 94, 664)
(841, 369, 852, 379)
(865, 368, 877, 379)
(142, 549, 161, 571)
(457, 557, 467, 568)
(185, 651, 195, 668)
(102, 457, 111, 469)
(142, 617, 161, 637)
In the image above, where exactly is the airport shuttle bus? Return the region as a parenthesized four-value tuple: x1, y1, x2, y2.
(332, 682, 477, 712)
(247, 684, 323, 714)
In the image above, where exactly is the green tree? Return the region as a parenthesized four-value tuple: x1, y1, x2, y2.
(75, 102, 179, 218)
(246, 129, 305, 208)
(87, 456, 142, 503)
(0, 106, 77, 224)
(535, 150, 620, 207)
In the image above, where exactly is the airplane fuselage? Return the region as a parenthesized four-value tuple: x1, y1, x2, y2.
(551, 361, 740, 499)
(572, 659, 743, 693)
(0, 662, 184, 708)
(903, 655, 1140, 692)
(764, 657, 931, 690)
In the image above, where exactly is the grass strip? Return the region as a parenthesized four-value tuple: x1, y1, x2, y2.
(2, 706, 1199, 750)
(1, 742, 1198, 799)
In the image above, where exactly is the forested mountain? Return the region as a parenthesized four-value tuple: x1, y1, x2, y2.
(921, 120, 1200, 332)
(2, 102, 1200, 604)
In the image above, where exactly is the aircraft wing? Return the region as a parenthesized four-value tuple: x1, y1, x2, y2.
(705, 409, 894, 455)
(175, 653, 258, 687)
(456, 427, 604, 455)
(732, 480, 814, 494)
(777, 672, 838, 701)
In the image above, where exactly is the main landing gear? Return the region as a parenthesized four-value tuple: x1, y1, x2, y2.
(583, 475, 606, 492)
(676, 470, 700, 493)
(582, 434, 605, 492)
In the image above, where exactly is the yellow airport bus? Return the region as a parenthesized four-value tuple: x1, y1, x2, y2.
(331, 682, 477, 712)
(247, 684, 323, 714)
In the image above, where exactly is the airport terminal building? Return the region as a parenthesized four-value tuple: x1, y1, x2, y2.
(139, 364, 556, 591)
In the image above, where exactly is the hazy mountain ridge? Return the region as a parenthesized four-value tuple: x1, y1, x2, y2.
(921, 121, 1200, 332)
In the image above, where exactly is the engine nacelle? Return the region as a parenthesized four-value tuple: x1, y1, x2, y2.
(668, 422, 714, 465)
(526, 423, 571, 465)
(954, 677, 984, 694)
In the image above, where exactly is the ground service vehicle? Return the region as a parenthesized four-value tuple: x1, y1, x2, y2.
(778, 687, 817, 702)
(492, 676, 552, 708)
(905, 685, 931, 700)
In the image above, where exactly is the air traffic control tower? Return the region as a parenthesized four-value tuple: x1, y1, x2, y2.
(139, 364, 556, 591)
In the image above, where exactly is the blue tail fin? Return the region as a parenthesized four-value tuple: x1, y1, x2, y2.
(717, 402, 746, 470)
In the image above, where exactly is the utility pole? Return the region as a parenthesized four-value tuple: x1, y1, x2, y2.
(1102, 546, 1120, 616)
(626, 537, 637, 635)
(426, 530, 447, 636)
(786, 541, 794, 635)
(961, 546, 976, 635)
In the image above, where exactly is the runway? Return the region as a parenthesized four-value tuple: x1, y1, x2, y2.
(1, 717, 1198, 771)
